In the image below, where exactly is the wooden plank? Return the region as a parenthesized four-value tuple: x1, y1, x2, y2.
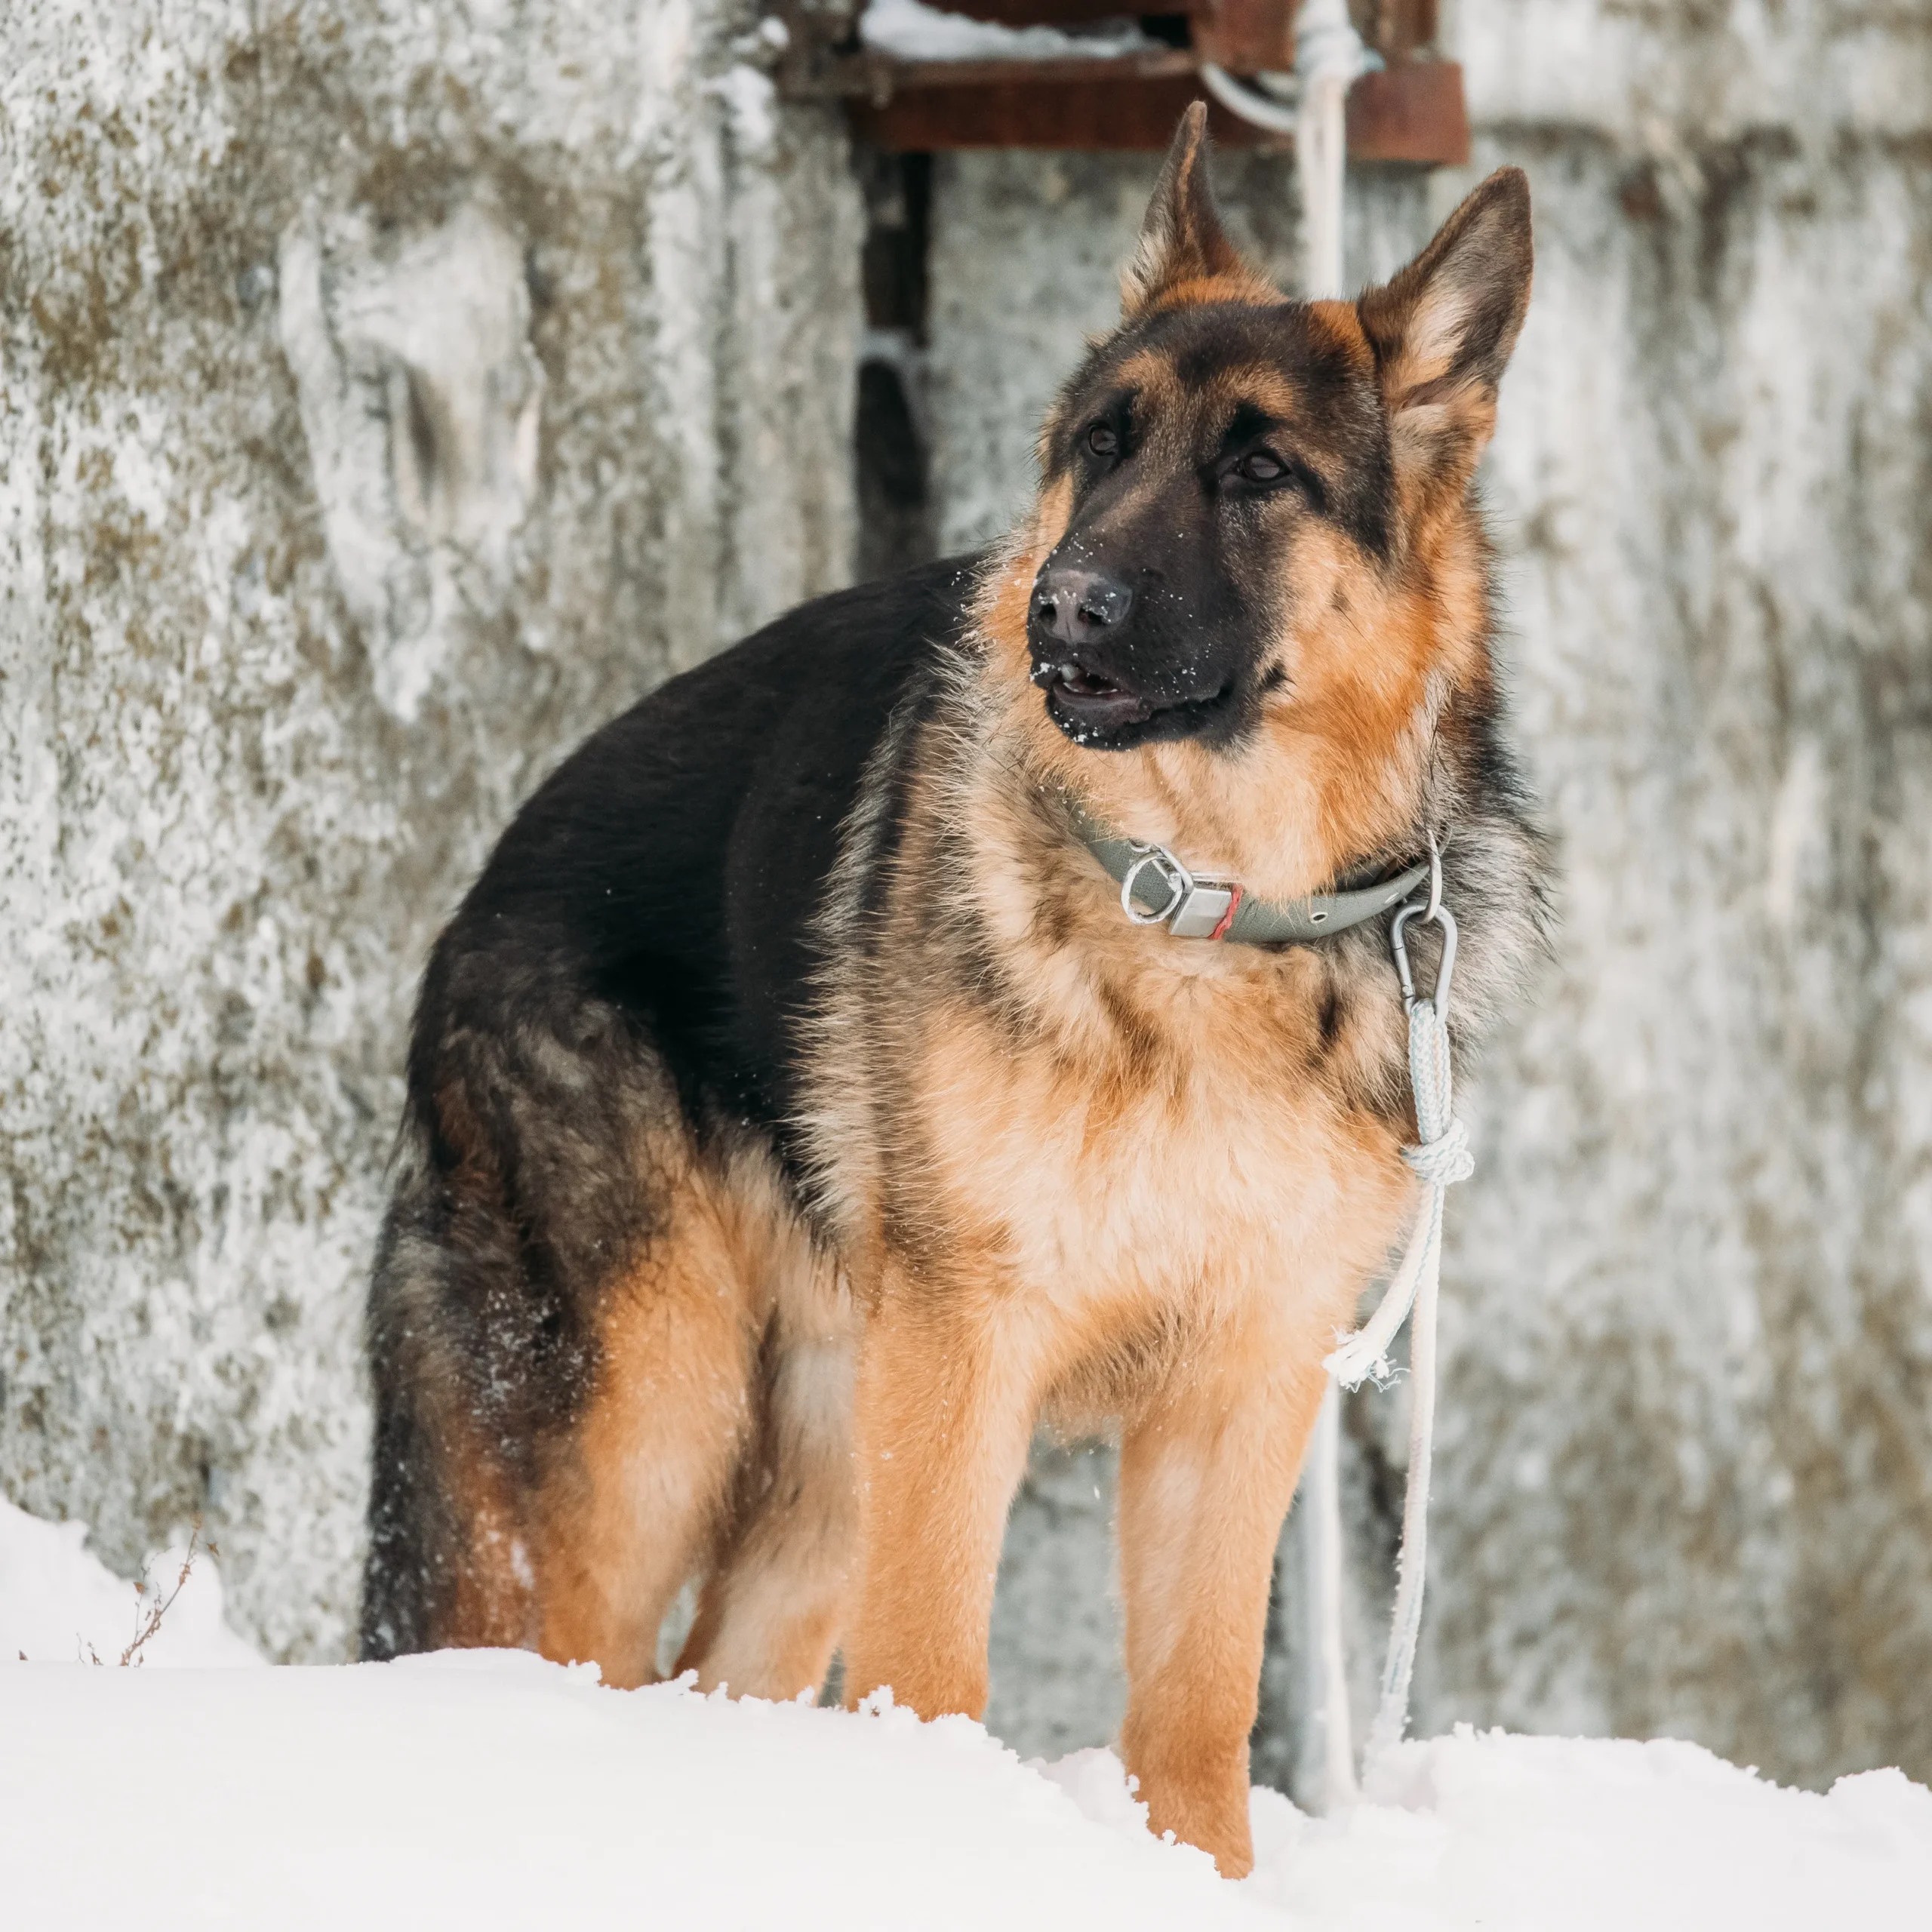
(852, 75, 1277, 151)
(848, 60, 1467, 163)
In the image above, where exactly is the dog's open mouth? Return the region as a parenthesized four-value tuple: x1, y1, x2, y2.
(1046, 661, 1124, 701)
(1032, 657, 1161, 737)
(1038, 658, 1142, 717)
(1032, 657, 1234, 746)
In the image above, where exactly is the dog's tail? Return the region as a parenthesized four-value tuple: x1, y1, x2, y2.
(360, 928, 680, 1661)
(361, 1094, 528, 1660)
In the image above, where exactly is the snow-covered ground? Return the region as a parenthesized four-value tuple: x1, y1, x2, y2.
(5, 1498, 1930, 1929)
(1, 1497, 263, 1670)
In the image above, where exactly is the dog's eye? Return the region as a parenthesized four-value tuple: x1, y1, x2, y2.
(1237, 450, 1287, 484)
(1086, 423, 1119, 458)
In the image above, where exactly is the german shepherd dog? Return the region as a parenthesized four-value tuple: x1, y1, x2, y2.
(363, 106, 1545, 1876)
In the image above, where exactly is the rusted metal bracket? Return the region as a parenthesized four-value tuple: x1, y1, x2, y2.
(776, 0, 1467, 162)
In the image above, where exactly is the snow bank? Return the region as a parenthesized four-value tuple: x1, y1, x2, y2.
(4, 1657, 1927, 1931)
(3, 1502, 1929, 1928)
(2, 1657, 1259, 1931)
(0, 1496, 262, 1668)
(1249, 1734, 1932, 1930)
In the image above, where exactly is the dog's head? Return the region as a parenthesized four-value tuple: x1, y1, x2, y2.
(1002, 103, 1531, 856)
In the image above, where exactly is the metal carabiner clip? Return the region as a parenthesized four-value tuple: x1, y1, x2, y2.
(1389, 832, 1458, 1021)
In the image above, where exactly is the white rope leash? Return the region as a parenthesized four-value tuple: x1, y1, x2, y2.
(1291, 0, 1377, 306)
(1314, 842, 1470, 1776)
(1197, 0, 1382, 290)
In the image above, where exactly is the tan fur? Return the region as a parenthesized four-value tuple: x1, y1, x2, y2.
(534, 1136, 855, 1698)
(434, 1400, 540, 1653)
(674, 1177, 857, 1701)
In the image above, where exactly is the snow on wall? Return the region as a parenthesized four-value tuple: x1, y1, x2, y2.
(0, 0, 860, 1661)
(933, 5, 1932, 1790)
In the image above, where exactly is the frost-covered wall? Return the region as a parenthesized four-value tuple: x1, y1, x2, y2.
(956, 4, 1932, 1792)
(0, 0, 860, 1660)
(1431, 0, 1932, 1794)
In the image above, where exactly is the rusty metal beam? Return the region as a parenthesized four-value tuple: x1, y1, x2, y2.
(845, 60, 1468, 164)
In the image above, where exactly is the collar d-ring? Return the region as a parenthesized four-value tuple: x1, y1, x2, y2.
(1119, 843, 1192, 926)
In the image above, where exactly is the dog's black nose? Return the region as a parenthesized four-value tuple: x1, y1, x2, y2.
(1030, 568, 1134, 646)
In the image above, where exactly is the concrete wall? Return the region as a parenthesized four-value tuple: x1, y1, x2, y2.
(0, 0, 860, 1662)
(951, 2, 1932, 1792)
(1435, 0, 1932, 1791)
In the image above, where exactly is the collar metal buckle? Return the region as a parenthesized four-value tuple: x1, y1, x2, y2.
(1121, 841, 1238, 940)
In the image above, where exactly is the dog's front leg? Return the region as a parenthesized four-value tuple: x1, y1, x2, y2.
(1117, 1346, 1328, 1879)
(841, 1275, 1036, 1721)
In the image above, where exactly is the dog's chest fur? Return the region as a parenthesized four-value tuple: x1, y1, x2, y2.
(804, 693, 1420, 1395)
(918, 992, 1408, 1321)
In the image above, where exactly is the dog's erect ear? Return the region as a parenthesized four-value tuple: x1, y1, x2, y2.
(1355, 168, 1534, 491)
(1121, 103, 1247, 317)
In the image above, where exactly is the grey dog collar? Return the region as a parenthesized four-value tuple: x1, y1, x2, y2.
(1066, 801, 1430, 946)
